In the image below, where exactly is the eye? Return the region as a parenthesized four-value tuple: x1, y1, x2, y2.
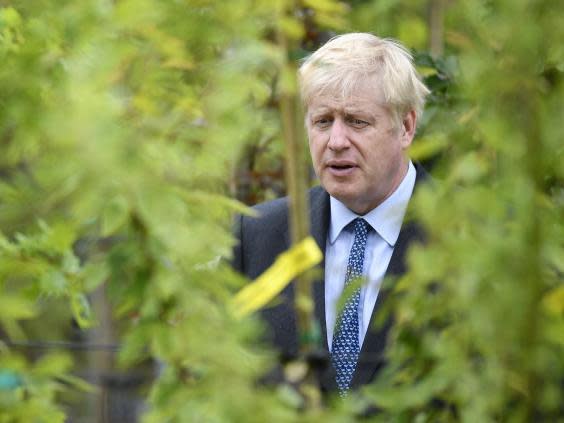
(313, 117, 332, 129)
(347, 117, 369, 129)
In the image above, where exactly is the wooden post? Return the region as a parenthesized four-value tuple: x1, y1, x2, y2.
(277, 24, 317, 355)
(280, 90, 317, 352)
(428, 0, 445, 57)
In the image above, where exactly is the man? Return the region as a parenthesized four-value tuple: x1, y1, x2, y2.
(232, 33, 430, 394)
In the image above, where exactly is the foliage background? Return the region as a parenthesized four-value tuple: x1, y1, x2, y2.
(0, 0, 562, 422)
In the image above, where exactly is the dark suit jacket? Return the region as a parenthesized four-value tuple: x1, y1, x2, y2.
(232, 162, 429, 393)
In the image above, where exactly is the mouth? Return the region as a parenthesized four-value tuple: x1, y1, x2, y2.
(330, 164, 354, 170)
(326, 161, 357, 176)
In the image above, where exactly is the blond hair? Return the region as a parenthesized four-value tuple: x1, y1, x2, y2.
(298, 33, 430, 128)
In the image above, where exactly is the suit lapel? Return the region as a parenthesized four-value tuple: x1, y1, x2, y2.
(309, 187, 330, 351)
(307, 187, 339, 392)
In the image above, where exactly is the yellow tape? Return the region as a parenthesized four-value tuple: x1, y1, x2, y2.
(232, 236, 323, 318)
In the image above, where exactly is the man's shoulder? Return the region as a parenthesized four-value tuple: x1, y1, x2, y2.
(250, 195, 289, 221)
(235, 185, 327, 276)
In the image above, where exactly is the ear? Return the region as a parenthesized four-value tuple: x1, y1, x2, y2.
(400, 110, 417, 149)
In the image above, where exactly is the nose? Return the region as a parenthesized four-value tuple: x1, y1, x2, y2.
(327, 118, 350, 151)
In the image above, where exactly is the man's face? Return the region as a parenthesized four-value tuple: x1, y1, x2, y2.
(306, 79, 416, 215)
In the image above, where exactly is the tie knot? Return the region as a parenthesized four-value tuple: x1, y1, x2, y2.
(353, 218, 369, 236)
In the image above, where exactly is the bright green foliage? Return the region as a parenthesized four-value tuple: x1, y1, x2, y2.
(1, 0, 562, 421)
(0, 354, 63, 423)
(0, 0, 348, 421)
(0, 350, 91, 423)
(348, 0, 430, 49)
(363, 0, 564, 421)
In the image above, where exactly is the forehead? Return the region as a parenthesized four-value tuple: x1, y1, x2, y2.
(307, 94, 388, 120)
(306, 77, 387, 115)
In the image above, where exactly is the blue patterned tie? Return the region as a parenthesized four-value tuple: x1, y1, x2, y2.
(331, 218, 369, 395)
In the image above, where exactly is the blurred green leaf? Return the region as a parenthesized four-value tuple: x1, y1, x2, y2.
(409, 135, 448, 161)
(101, 195, 130, 237)
(33, 353, 72, 377)
(0, 296, 36, 320)
(70, 293, 93, 329)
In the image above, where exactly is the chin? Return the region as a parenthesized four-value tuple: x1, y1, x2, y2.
(327, 188, 357, 207)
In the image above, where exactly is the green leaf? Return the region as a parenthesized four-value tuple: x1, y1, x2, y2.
(41, 222, 76, 254)
(398, 16, 428, 49)
(409, 135, 448, 161)
(33, 353, 72, 376)
(279, 17, 304, 41)
(39, 270, 68, 296)
(543, 286, 564, 316)
(56, 373, 96, 393)
(101, 195, 129, 236)
(81, 262, 109, 291)
(70, 293, 94, 329)
(0, 296, 36, 320)
(449, 152, 489, 183)
(61, 251, 80, 275)
(178, 190, 257, 217)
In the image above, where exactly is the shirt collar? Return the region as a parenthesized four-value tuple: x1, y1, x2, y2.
(328, 161, 416, 247)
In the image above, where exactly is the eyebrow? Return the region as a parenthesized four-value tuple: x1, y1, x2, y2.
(308, 106, 332, 115)
(344, 109, 370, 116)
(308, 104, 382, 122)
(309, 107, 364, 114)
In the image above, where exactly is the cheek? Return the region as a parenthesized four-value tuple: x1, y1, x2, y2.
(308, 135, 323, 161)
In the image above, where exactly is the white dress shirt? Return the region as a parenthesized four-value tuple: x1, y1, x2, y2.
(325, 161, 416, 350)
